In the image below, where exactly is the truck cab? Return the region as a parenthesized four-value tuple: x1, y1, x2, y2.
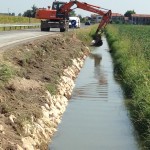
(69, 16, 80, 28)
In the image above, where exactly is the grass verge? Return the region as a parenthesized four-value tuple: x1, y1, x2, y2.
(0, 63, 15, 83)
(105, 24, 150, 149)
(71, 24, 97, 44)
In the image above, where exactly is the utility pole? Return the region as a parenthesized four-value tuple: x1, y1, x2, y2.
(8, 8, 10, 15)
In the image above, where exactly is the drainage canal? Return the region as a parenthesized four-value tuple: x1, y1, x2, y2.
(49, 37, 140, 150)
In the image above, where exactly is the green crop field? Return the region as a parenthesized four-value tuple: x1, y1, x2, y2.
(0, 15, 39, 24)
(106, 24, 150, 149)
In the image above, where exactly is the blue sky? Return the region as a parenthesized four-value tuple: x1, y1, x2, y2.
(0, 0, 149, 16)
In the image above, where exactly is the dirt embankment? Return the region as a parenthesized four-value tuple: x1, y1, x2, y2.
(0, 33, 90, 149)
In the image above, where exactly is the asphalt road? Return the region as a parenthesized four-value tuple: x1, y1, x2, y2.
(0, 28, 60, 49)
(0, 23, 88, 49)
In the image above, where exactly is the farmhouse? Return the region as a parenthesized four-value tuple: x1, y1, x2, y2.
(91, 14, 102, 23)
(131, 14, 150, 25)
(91, 13, 124, 23)
(91, 12, 150, 25)
(111, 13, 124, 23)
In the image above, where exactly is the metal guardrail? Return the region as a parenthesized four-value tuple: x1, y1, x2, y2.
(0, 23, 40, 31)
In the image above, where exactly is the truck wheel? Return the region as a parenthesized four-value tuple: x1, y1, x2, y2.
(46, 27, 50, 31)
(41, 28, 45, 31)
(60, 28, 65, 32)
(41, 27, 50, 32)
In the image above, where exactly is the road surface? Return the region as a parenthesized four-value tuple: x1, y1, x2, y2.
(0, 29, 59, 49)
(0, 23, 89, 49)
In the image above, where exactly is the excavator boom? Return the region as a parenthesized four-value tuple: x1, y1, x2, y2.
(59, 0, 111, 45)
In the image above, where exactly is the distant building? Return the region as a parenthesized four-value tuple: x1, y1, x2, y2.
(96, 15, 102, 23)
(91, 14, 102, 23)
(91, 12, 124, 24)
(131, 14, 150, 25)
(90, 12, 150, 25)
(124, 17, 129, 24)
(91, 14, 96, 23)
(111, 13, 124, 23)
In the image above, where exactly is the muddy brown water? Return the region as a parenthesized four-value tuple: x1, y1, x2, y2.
(49, 37, 140, 150)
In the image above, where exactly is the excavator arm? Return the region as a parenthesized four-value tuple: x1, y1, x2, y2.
(59, 0, 111, 45)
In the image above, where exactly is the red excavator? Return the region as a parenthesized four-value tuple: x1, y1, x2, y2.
(35, 0, 111, 46)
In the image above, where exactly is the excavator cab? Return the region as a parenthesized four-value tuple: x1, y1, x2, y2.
(52, 1, 65, 10)
(52, 1, 67, 18)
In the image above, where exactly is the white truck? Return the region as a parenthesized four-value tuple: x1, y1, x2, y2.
(69, 16, 80, 28)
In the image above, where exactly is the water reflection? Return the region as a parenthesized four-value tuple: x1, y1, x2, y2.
(71, 53, 108, 101)
(90, 53, 108, 86)
(89, 53, 102, 66)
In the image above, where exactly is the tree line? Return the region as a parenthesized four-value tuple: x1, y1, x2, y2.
(22, 5, 37, 18)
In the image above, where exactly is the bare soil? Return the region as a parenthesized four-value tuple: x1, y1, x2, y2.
(0, 32, 89, 149)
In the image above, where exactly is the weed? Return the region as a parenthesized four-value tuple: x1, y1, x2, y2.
(46, 83, 57, 95)
(0, 64, 15, 82)
(75, 24, 97, 44)
(0, 103, 12, 114)
(17, 51, 33, 67)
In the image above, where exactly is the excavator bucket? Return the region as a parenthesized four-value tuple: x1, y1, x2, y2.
(91, 33, 103, 47)
(94, 35, 103, 46)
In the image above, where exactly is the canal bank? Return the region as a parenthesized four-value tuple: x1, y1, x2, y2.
(49, 37, 140, 150)
(0, 32, 90, 149)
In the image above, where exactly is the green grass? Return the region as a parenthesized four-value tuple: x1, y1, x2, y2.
(0, 15, 40, 31)
(73, 24, 97, 44)
(46, 83, 57, 95)
(106, 24, 150, 149)
(0, 64, 15, 83)
(0, 15, 39, 24)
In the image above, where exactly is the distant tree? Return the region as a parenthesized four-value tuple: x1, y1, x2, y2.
(18, 13, 22, 16)
(78, 14, 82, 20)
(8, 13, 15, 16)
(23, 5, 37, 18)
(124, 10, 136, 19)
(23, 10, 32, 17)
(11, 13, 15, 16)
(69, 10, 76, 16)
(81, 17, 86, 23)
(31, 5, 37, 17)
(78, 14, 85, 23)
